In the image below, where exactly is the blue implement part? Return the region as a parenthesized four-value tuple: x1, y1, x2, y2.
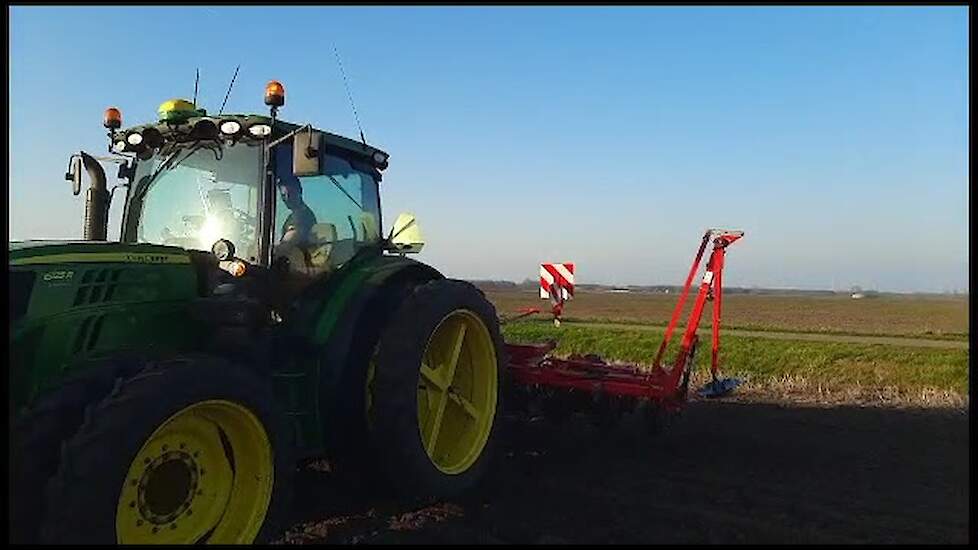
(697, 377, 742, 398)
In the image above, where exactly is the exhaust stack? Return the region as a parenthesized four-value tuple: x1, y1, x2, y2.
(67, 151, 109, 241)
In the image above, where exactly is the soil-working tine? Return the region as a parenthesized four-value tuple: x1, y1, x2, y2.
(697, 377, 743, 398)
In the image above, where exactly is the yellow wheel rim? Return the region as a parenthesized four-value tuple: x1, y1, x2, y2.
(417, 310, 498, 475)
(115, 400, 274, 544)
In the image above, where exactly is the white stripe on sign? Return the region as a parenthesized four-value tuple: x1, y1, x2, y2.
(540, 266, 552, 299)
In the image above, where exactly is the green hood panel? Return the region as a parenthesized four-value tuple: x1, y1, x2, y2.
(9, 241, 191, 266)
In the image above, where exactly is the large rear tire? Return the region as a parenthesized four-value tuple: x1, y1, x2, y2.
(39, 355, 294, 544)
(369, 279, 506, 498)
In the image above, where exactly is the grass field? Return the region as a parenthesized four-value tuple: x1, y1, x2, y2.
(485, 289, 969, 407)
(485, 289, 969, 339)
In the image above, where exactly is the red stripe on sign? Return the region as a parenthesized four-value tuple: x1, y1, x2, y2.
(540, 276, 551, 291)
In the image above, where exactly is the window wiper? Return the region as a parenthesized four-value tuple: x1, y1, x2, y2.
(326, 174, 363, 211)
(148, 140, 223, 185)
(168, 141, 222, 174)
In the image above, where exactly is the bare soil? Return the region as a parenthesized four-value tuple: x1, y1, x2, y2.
(280, 401, 969, 544)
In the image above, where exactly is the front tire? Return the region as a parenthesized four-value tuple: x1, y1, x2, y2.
(40, 355, 293, 544)
(370, 279, 506, 498)
(10, 356, 147, 543)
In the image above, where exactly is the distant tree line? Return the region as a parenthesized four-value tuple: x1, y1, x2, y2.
(469, 279, 906, 297)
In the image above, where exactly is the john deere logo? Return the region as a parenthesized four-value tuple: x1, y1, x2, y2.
(124, 254, 179, 264)
(43, 270, 74, 282)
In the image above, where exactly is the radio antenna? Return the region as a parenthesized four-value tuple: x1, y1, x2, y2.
(193, 68, 200, 107)
(332, 45, 367, 145)
(218, 65, 240, 116)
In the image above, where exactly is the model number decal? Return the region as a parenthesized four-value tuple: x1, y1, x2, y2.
(43, 270, 74, 282)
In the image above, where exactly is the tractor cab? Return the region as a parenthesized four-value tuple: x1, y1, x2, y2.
(67, 82, 407, 302)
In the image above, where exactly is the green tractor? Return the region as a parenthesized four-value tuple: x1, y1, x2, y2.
(9, 81, 507, 544)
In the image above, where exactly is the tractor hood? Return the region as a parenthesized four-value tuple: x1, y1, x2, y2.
(9, 240, 192, 267)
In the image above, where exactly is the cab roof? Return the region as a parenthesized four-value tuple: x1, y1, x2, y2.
(119, 113, 389, 171)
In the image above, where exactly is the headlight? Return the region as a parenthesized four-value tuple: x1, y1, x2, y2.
(126, 132, 143, 145)
(191, 119, 219, 140)
(141, 127, 165, 149)
(211, 238, 236, 261)
(113, 140, 128, 153)
(220, 120, 242, 135)
(248, 124, 272, 137)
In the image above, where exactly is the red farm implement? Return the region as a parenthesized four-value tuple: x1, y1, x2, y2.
(504, 229, 745, 428)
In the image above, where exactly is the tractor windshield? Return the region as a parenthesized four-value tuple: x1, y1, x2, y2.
(130, 141, 263, 261)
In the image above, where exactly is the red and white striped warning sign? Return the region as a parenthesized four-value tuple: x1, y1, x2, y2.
(540, 262, 575, 300)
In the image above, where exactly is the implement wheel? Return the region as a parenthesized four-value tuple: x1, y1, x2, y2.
(40, 356, 293, 544)
(370, 279, 506, 497)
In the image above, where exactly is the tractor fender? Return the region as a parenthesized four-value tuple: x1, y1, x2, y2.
(311, 255, 442, 451)
(315, 256, 443, 392)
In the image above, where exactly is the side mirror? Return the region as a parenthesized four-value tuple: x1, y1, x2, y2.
(65, 155, 83, 196)
(117, 160, 136, 182)
(387, 212, 425, 254)
(293, 128, 323, 177)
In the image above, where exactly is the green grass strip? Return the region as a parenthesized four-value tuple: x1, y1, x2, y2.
(502, 321, 969, 396)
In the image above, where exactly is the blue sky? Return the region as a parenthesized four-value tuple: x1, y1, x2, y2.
(8, 6, 969, 292)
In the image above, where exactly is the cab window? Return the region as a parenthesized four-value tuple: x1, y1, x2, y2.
(272, 144, 382, 275)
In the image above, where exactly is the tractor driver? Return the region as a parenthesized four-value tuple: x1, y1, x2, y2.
(277, 176, 317, 247)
